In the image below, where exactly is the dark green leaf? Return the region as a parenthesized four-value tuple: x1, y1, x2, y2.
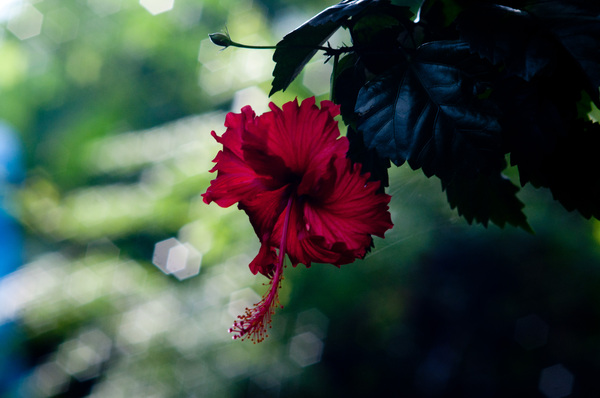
(355, 40, 503, 181)
(354, 40, 534, 229)
(331, 52, 365, 126)
(351, 13, 401, 45)
(445, 172, 533, 232)
(417, 0, 464, 29)
(457, 1, 600, 103)
(350, 5, 414, 74)
(492, 78, 566, 185)
(270, 0, 381, 96)
(346, 126, 390, 189)
(525, 0, 600, 104)
(332, 56, 391, 188)
(457, 2, 600, 186)
(457, 4, 555, 81)
(531, 120, 600, 220)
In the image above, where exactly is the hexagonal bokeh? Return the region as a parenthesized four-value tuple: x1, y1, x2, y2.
(294, 308, 329, 339)
(56, 329, 111, 381)
(514, 314, 549, 350)
(289, 332, 324, 367)
(152, 237, 178, 270)
(87, 0, 122, 17)
(539, 364, 574, 398)
(31, 361, 70, 397)
(7, 4, 43, 40)
(172, 243, 202, 281)
(302, 61, 332, 96)
(152, 238, 201, 280)
(140, 0, 174, 15)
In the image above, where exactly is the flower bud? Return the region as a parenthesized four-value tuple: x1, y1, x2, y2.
(209, 32, 232, 48)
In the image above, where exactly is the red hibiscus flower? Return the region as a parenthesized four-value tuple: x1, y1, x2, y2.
(203, 97, 393, 342)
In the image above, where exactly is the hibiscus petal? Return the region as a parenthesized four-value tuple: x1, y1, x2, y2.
(218, 106, 255, 159)
(203, 107, 270, 207)
(249, 241, 278, 276)
(241, 128, 293, 186)
(247, 98, 348, 180)
(240, 184, 290, 243)
(301, 157, 393, 259)
(268, 195, 346, 267)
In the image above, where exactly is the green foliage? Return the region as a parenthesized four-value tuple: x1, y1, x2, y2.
(445, 173, 532, 232)
(270, 0, 381, 95)
(355, 41, 503, 178)
(268, 0, 600, 231)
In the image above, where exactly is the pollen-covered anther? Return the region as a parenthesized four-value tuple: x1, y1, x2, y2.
(228, 269, 283, 342)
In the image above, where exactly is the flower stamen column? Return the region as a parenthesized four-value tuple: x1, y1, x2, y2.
(229, 196, 293, 342)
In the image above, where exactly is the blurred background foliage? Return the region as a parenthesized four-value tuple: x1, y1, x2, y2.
(1, 0, 600, 397)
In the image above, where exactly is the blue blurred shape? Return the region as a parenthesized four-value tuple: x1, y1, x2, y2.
(0, 121, 23, 274)
(0, 122, 24, 183)
(0, 121, 24, 396)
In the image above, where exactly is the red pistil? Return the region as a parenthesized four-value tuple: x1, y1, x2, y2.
(229, 196, 293, 342)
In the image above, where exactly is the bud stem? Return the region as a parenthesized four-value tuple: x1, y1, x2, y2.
(209, 31, 352, 57)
